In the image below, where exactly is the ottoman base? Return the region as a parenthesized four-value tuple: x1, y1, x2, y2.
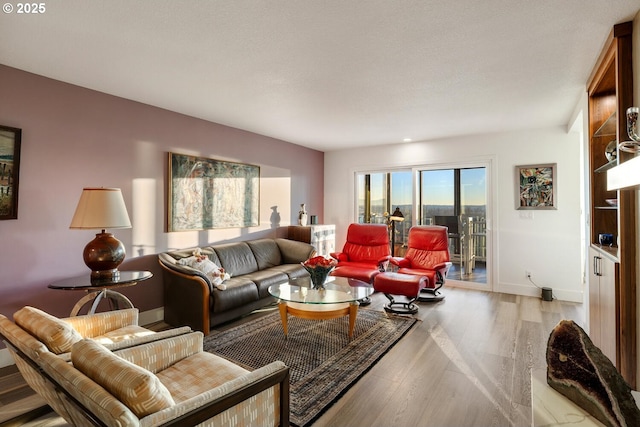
(418, 288, 445, 302)
(383, 298, 420, 315)
(374, 272, 428, 314)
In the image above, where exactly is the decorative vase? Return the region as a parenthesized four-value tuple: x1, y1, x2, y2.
(302, 265, 334, 289)
(298, 203, 308, 226)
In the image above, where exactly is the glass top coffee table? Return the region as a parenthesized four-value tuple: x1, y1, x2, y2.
(268, 275, 373, 339)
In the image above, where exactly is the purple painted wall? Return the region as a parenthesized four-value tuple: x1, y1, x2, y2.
(0, 64, 324, 320)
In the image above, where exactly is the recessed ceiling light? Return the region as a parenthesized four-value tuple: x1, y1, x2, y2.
(403, 138, 412, 142)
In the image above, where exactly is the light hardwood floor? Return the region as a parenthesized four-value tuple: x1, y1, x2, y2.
(0, 287, 584, 427)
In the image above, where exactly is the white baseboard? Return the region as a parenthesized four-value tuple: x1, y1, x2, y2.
(496, 282, 584, 303)
(0, 307, 166, 369)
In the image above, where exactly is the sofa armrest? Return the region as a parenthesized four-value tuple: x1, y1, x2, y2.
(63, 308, 139, 338)
(330, 252, 349, 262)
(100, 326, 192, 352)
(0, 314, 50, 363)
(275, 238, 316, 264)
(377, 255, 391, 271)
(389, 257, 411, 268)
(143, 361, 290, 427)
(158, 253, 214, 292)
(159, 257, 212, 335)
(436, 261, 453, 282)
(114, 331, 204, 374)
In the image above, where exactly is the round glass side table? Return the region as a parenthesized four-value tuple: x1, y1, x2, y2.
(48, 270, 152, 316)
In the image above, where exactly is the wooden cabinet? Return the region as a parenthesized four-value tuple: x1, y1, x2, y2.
(288, 224, 336, 257)
(586, 21, 636, 386)
(588, 246, 619, 363)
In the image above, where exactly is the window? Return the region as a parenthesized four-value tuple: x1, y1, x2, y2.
(357, 170, 412, 255)
(419, 167, 487, 283)
(356, 166, 489, 284)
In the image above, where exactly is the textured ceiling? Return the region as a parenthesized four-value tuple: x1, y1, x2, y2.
(0, 1, 638, 151)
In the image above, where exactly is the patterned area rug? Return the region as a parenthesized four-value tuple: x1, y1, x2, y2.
(203, 308, 417, 427)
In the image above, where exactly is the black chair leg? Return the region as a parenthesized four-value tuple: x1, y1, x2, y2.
(358, 296, 371, 306)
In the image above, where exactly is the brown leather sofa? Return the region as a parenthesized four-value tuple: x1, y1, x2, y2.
(158, 238, 315, 334)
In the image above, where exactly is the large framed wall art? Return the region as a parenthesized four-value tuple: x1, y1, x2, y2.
(168, 152, 260, 231)
(515, 163, 557, 210)
(0, 125, 21, 220)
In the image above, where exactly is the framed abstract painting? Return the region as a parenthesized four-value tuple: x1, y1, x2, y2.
(168, 152, 260, 231)
(0, 125, 21, 220)
(515, 163, 557, 210)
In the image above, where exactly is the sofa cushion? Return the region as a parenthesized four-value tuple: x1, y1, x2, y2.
(269, 263, 313, 280)
(14, 306, 82, 354)
(247, 239, 283, 269)
(213, 277, 260, 312)
(242, 269, 288, 298)
(214, 242, 259, 276)
(64, 308, 139, 338)
(156, 351, 249, 403)
(92, 325, 156, 345)
(72, 339, 175, 418)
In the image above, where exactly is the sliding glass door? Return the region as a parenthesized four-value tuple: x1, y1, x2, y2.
(356, 165, 490, 285)
(419, 167, 487, 284)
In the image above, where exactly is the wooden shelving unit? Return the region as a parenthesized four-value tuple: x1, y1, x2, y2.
(587, 21, 636, 387)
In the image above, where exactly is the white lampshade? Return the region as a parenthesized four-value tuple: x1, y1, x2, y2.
(70, 188, 131, 230)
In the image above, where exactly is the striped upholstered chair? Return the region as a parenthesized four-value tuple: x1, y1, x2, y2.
(9, 306, 191, 361)
(1, 314, 290, 426)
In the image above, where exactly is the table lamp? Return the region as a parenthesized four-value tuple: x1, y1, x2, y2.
(70, 188, 132, 279)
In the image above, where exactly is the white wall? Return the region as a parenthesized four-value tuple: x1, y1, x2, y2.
(324, 126, 583, 302)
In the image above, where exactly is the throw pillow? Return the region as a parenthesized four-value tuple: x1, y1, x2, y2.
(13, 306, 82, 354)
(71, 339, 175, 418)
(178, 248, 231, 290)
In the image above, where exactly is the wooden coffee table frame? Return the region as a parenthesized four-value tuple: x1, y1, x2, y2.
(270, 276, 372, 339)
(278, 301, 360, 338)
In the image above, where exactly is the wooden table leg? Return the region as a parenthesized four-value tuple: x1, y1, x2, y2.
(348, 302, 359, 338)
(278, 301, 289, 337)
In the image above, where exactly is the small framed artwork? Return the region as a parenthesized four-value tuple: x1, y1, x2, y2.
(0, 125, 21, 220)
(515, 163, 557, 210)
(168, 152, 260, 231)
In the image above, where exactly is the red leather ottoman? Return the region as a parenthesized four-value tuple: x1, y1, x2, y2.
(374, 272, 428, 314)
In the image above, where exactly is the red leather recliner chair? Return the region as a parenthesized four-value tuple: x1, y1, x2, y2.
(389, 225, 452, 302)
(330, 223, 391, 285)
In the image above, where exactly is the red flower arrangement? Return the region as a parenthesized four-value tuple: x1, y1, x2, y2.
(302, 256, 337, 288)
(303, 256, 338, 268)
